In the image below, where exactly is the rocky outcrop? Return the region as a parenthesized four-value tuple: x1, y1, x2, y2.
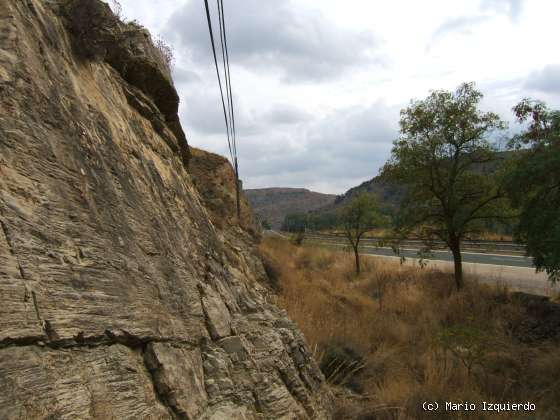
(0, 1, 331, 418)
(62, 0, 190, 166)
(189, 147, 259, 235)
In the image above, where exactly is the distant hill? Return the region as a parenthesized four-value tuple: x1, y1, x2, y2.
(291, 150, 516, 231)
(320, 175, 403, 212)
(244, 188, 337, 229)
(249, 152, 515, 231)
(275, 175, 403, 231)
(317, 150, 517, 212)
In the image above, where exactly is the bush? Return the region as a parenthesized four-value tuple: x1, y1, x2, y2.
(292, 231, 305, 246)
(318, 342, 365, 393)
(436, 321, 493, 378)
(261, 255, 281, 291)
(154, 36, 175, 68)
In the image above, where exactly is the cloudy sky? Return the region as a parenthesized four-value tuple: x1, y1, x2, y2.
(115, 0, 560, 194)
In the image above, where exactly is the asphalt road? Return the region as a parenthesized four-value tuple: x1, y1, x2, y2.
(269, 231, 533, 268)
(306, 239, 533, 268)
(314, 242, 560, 296)
(354, 245, 533, 268)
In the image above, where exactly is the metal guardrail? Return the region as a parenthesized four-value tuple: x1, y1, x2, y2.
(304, 233, 527, 254)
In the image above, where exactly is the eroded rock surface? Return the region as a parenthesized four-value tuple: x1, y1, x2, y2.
(0, 0, 331, 418)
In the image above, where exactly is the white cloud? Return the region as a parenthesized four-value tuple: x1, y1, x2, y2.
(480, 0, 524, 21)
(525, 65, 560, 95)
(117, 0, 560, 194)
(165, 0, 383, 83)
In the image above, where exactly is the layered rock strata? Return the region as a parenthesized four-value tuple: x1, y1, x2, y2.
(0, 1, 331, 418)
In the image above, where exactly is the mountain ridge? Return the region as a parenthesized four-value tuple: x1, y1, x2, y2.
(245, 187, 337, 229)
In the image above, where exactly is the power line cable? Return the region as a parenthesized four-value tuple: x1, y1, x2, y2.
(217, 0, 241, 219)
(217, 0, 237, 159)
(204, 0, 241, 219)
(216, 0, 235, 157)
(203, 0, 234, 163)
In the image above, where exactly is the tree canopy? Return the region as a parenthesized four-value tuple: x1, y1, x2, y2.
(381, 82, 510, 289)
(506, 99, 560, 282)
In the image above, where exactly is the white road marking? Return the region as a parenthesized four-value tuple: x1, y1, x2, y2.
(312, 242, 528, 259)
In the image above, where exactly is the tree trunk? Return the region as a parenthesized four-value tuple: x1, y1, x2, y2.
(354, 245, 361, 274)
(450, 241, 463, 290)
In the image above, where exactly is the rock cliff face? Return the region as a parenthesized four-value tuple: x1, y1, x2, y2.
(0, 1, 331, 418)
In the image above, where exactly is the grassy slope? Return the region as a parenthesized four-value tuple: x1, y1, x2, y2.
(260, 237, 560, 419)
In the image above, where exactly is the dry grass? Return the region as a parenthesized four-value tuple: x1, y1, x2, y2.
(260, 237, 560, 419)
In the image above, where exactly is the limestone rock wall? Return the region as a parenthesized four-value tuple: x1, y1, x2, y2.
(0, 0, 331, 418)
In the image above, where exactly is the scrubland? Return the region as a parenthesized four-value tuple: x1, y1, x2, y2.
(260, 237, 560, 419)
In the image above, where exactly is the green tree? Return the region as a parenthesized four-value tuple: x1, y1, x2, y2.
(281, 213, 308, 232)
(340, 193, 383, 274)
(381, 82, 509, 289)
(506, 99, 560, 283)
